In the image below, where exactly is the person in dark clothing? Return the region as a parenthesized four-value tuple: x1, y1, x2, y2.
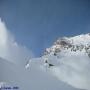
(45, 60, 54, 68)
(48, 63, 54, 67)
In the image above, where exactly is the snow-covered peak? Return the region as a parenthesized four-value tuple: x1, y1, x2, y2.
(44, 33, 90, 56)
(68, 33, 90, 45)
(56, 33, 90, 45)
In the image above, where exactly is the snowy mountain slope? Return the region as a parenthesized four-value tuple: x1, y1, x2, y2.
(0, 57, 79, 90)
(42, 53, 90, 90)
(40, 33, 90, 90)
(0, 18, 90, 90)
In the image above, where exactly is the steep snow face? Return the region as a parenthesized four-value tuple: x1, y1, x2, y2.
(42, 52, 90, 90)
(0, 57, 79, 90)
(42, 34, 90, 90)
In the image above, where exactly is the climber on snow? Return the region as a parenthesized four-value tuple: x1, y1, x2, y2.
(44, 58, 54, 68)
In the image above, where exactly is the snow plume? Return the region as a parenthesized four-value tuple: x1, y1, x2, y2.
(0, 18, 33, 66)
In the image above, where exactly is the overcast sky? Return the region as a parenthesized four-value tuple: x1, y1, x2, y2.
(0, 0, 90, 57)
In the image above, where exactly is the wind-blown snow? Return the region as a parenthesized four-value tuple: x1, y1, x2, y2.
(0, 18, 33, 66)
